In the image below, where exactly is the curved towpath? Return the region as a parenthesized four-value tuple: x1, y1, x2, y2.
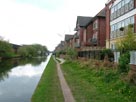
(54, 57, 75, 102)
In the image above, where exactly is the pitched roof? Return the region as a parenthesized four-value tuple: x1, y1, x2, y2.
(75, 16, 92, 30)
(96, 8, 106, 17)
(65, 34, 73, 41)
(86, 8, 106, 27)
(77, 16, 92, 27)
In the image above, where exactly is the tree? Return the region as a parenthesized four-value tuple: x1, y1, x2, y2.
(116, 25, 136, 73)
(0, 40, 14, 58)
(18, 44, 48, 58)
(116, 25, 136, 53)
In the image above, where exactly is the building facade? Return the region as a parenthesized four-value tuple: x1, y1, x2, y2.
(106, 0, 136, 50)
(87, 8, 106, 48)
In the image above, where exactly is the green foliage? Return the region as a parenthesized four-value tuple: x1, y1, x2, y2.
(103, 72, 118, 83)
(66, 47, 77, 59)
(62, 60, 136, 102)
(116, 25, 136, 53)
(118, 52, 130, 73)
(0, 40, 14, 58)
(116, 25, 135, 73)
(100, 49, 114, 61)
(18, 44, 47, 58)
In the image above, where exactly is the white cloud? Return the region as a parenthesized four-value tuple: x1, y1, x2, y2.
(0, 0, 108, 51)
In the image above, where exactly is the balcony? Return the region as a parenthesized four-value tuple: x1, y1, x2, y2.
(91, 38, 98, 45)
(80, 46, 105, 51)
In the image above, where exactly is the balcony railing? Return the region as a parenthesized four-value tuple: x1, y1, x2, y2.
(74, 43, 80, 48)
(91, 38, 98, 45)
(80, 46, 105, 51)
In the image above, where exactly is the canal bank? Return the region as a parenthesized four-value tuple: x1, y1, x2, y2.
(0, 54, 51, 102)
(31, 56, 64, 102)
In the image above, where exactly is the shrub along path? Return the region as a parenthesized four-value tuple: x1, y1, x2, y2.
(54, 57, 75, 102)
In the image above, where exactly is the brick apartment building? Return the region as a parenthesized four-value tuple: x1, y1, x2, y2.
(74, 16, 92, 48)
(73, 8, 106, 58)
(86, 8, 106, 48)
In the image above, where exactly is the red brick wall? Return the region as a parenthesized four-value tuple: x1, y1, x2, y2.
(135, 0, 136, 8)
(99, 18, 106, 47)
(105, 0, 116, 42)
(135, 14, 136, 33)
(105, 4, 110, 41)
(79, 28, 84, 47)
(86, 23, 93, 46)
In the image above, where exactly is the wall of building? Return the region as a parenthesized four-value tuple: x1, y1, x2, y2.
(86, 23, 93, 46)
(99, 17, 106, 47)
(106, 0, 136, 49)
(78, 28, 84, 46)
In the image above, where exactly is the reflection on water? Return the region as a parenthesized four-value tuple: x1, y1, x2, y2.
(0, 57, 46, 81)
(0, 54, 51, 102)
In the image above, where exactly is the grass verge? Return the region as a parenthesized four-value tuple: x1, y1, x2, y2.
(61, 60, 136, 102)
(31, 56, 64, 102)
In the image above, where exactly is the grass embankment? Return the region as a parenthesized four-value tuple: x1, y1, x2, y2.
(31, 56, 64, 102)
(62, 60, 136, 102)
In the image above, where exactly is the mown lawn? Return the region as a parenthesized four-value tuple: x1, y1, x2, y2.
(61, 60, 136, 102)
(31, 56, 64, 102)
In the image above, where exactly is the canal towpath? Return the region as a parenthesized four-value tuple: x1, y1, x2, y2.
(54, 57, 75, 102)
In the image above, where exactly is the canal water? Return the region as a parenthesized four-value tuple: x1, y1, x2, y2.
(0, 54, 51, 102)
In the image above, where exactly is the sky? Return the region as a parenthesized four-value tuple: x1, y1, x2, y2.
(0, 0, 107, 51)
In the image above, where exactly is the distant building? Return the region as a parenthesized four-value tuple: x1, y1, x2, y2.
(74, 16, 92, 47)
(64, 34, 74, 48)
(11, 43, 21, 54)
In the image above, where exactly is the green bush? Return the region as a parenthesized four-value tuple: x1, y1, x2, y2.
(118, 52, 130, 73)
(18, 44, 47, 58)
(66, 47, 77, 60)
(100, 49, 114, 61)
(0, 40, 14, 58)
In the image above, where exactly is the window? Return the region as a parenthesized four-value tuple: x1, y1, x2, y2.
(125, 3, 129, 12)
(127, 18, 131, 25)
(111, 15, 135, 38)
(114, 24, 117, 38)
(93, 20, 98, 29)
(129, 0, 134, 10)
(114, 52, 120, 63)
(111, 7, 114, 20)
(118, 2, 121, 17)
(114, 5, 117, 18)
(125, 0, 130, 4)
(111, 43, 115, 50)
(121, 20, 125, 27)
(118, 22, 122, 29)
(93, 32, 98, 39)
(122, 0, 125, 6)
(111, 7, 114, 14)
(92, 32, 98, 44)
(111, 0, 134, 21)
(130, 51, 136, 65)
(110, 25, 114, 39)
(130, 16, 134, 24)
